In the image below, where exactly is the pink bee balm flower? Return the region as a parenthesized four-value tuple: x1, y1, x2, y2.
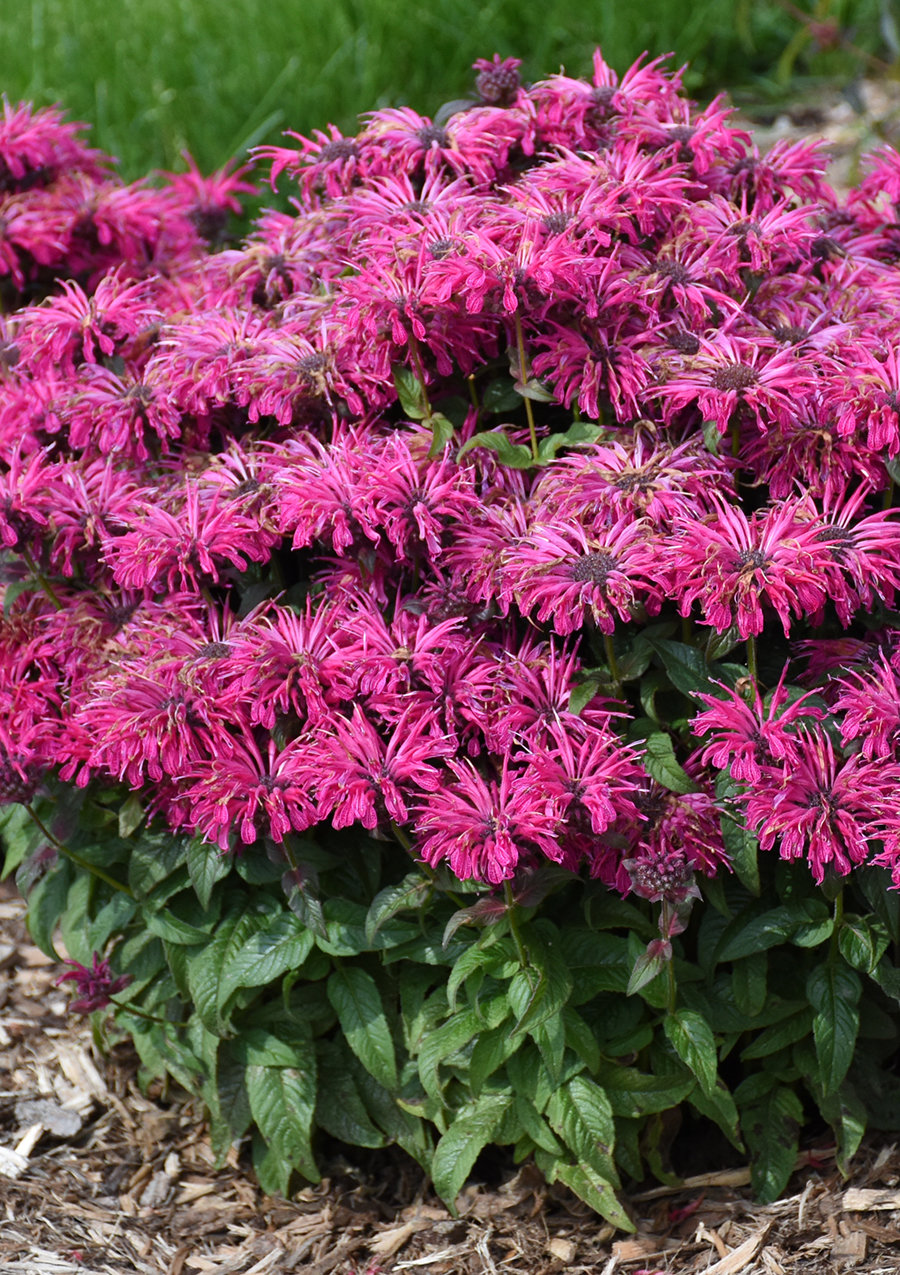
(413, 757, 562, 884)
(503, 516, 663, 635)
(57, 953, 132, 1014)
(742, 727, 898, 883)
(691, 669, 823, 785)
(671, 498, 832, 638)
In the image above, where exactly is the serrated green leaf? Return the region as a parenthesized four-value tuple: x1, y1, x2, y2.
(552, 1162, 634, 1231)
(456, 429, 533, 468)
(818, 1084, 866, 1174)
(393, 366, 428, 419)
(232, 1028, 304, 1068)
(481, 378, 521, 413)
(218, 911, 313, 1006)
(117, 793, 144, 839)
(26, 858, 72, 959)
(664, 1010, 718, 1098)
(649, 638, 711, 697)
(642, 732, 697, 794)
(595, 1061, 694, 1119)
(627, 939, 671, 997)
(689, 1080, 743, 1150)
(743, 1085, 803, 1203)
(536, 419, 605, 461)
(246, 1053, 318, 1184)
(315, 1040, 385, 1148)
(807, 962, 861, 1094)
(447, 940, 515, 1014)
(546, 1076, 617, 1184)
(716, 899, 829, 962)
(327, 966, 398, 1091)
(417, 1009, 480, 1100)
(432, 1092, 513, 1207)
(507, 937, 572, 1036)
(425, 412, 455, 456)
(839, 916, 889, 975)
(720, 814, 760, 895)
(365, 873, 430, 945)
(187, 838, 230, 909)
(732, 952, 767, 1018)
(568, 676, 601, 717)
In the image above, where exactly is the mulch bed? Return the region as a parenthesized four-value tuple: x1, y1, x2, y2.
(2, 881, 900, 1275)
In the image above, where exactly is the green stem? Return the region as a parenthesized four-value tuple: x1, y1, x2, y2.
(110, 997, 188, 1028)
(603, 630, 622, 698)
(391, 820, 413, 852)
(25, 805, 134, 898)
(746, 633, 758, 683)
(504, 880, 530, 973)
(661, 901, 677, 1016)
(830, 886, 844, 961)
(21, 547, 63, 611)
(408, 335, 433, 421)
(513, 311, 539, 463)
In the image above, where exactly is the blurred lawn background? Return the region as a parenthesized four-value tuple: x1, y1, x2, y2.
(1, 0, 896, 180)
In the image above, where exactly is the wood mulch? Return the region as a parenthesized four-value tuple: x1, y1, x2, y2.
(1, 881, 899, 1275)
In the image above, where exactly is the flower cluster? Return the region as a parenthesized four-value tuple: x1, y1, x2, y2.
(3, 49, 900, 910)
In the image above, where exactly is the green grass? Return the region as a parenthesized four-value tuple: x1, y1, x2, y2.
(1, 0, 889, 180)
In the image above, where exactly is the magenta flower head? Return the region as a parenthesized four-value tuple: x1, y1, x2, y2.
(56, 952, 132, 1014)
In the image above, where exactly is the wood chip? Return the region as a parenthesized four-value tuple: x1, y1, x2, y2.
(546, 1235, 577, 1262)
(842, 1187, 900, 1212)
(369, 1221, 420, 1257)
(0, 1144, 29, 1179)
(13, 1122, 44, 1158)
(833, 1229, 868, 1262)
(702, 1225, 771, 1275)
(14, 1098, 82, 1136)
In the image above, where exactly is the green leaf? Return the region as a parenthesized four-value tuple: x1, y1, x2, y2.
(641, 732, 697, 794)
(447, 939, 515, 1014)
(513, 375, 554, 402)
(219, 911, 314, 1005)
(689, 1081, 743, 1150)
(417, 1009, 480, 1100)
(426, 412, 455, 456)
(740, 1006, 814, 1060)
(627, 939, 671, 997)
(481, 378, 521, 413)
(432, 1091, 513, 1207)
(701, 418, 721, 456)
(731, 952, 767, 1019)
(716, 899, 830, 962)
(818, 1084, 866, 1175)
(720, 815, 760, 895)
(315, 1041, 385, 1148)
(393, 366, 428, 419)
(568, 676, 601, 717)
(232, 1028, 304, 1068)
(128, 832, 188, 898)
(469, 1024, 519, 1094)
(806, 962, 861, 1095)
(507, 935, 572, 1036)
(365, 873, 430, 945)
(246, 1052, 318, 1185)
(743, 1085, 803, 1203)
(664, 1010, 718, 1098)
(187, 838, 230, 909)
(327, 966, 398, 1091)
(595, 1062, 694, 1119)
(648, 638, 711, 697)
(546, 1076, 617, 1184)
(552, 1162, 634, 1232)
(456, 429, 533, 468)
(706, 625, 743, 662)
(536, 419, 605, 461)
(0, 803, 40, 878)
(839, 916, 889, 975)
(26, 858, 72, 959)
(117, 793, 145, 839)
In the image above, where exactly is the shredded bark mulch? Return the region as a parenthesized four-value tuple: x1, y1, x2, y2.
(1, 882, 899, 1275)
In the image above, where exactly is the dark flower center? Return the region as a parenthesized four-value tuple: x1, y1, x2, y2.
(737, 548, 769, 572)
(771, 323, 809, 344)
(710, 362, 758, 392)
(319, 139, 358, 163)
(654, 259, 691, 285)
(542, 211, 571, 235)
(573, 550, 616, 585)
(668, 329, 700, 355)
(417, 124, 450, 150)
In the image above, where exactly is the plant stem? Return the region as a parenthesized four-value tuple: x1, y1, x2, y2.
(513, 311, 539, 463)
(603, 630, 622, 697)
(660, 902, 677, 1015)
(504, 880, 530, 972)
(408, 335, 433, 421)
(391, 820, 413, 852)
(20, 547, 63, 611)
(746, 633, 758, 682)
(25, 804, 134, 898)
(110, 997, 188, 1028)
